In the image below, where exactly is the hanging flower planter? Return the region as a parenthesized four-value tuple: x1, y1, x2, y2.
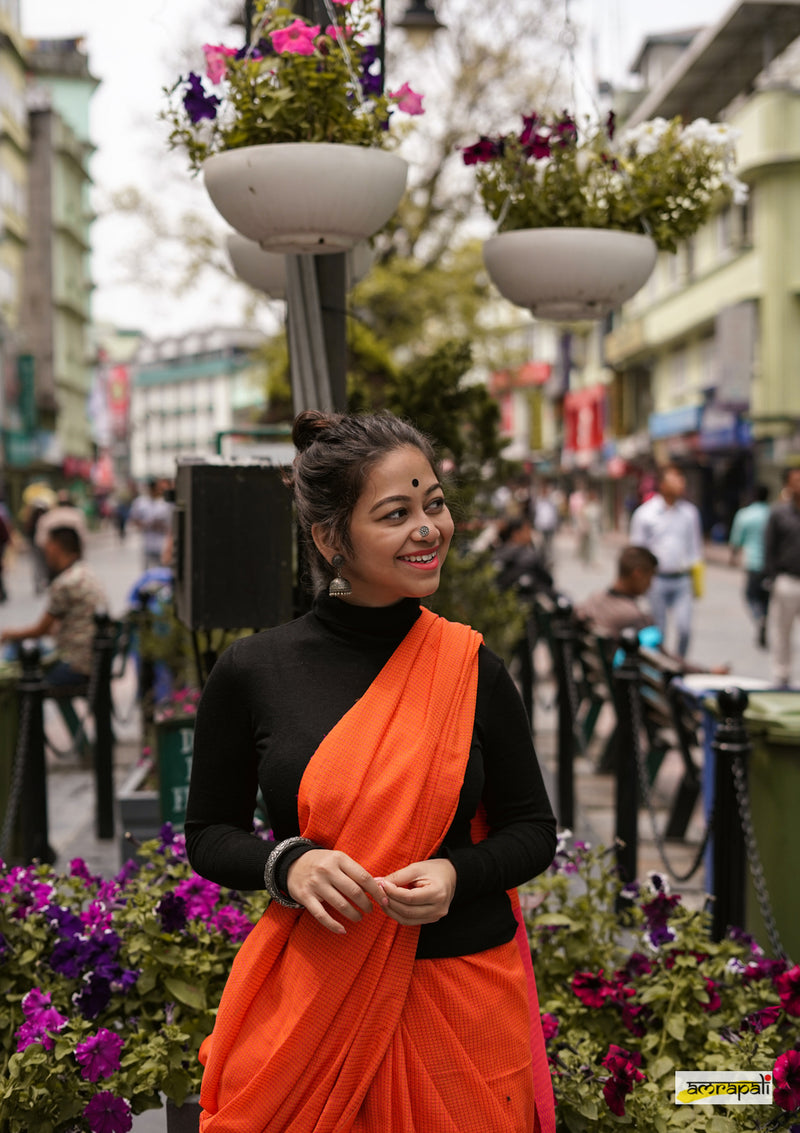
(226, 232, 375, 299)
(464, 111, 748, 320)
(205, 143, 408, 255)
(482, 227, 657, 321)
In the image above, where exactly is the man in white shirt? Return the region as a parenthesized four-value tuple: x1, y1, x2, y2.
(130, 479, 173, 569)
(629, 465, 703, 658)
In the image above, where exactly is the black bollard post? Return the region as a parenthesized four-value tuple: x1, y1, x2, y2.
(17, 642, 55, 864)
(711, 687, 750, 942)
(91, 611, 116, 840)
(613, 629, 641, 887)
(135, 590, 156, 745)
(551, 596, 576, 830)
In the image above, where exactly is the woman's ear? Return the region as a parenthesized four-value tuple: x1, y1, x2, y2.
(311, 523, 338, 564)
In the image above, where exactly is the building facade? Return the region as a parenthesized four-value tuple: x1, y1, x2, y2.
(129, 329, 267, 482)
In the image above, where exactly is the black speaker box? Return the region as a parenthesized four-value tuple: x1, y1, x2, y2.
(173, 459, 294, 630)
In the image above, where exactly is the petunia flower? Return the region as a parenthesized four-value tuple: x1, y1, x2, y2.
(202, 44, 238, 84)
(211, 904, 256, 942)
(271, 19, 320, 56)
(571, 969, 616, 1008)
(157, 891, 188, 933)
(462, 136, 504, 166)
(389, 82, 424, 116)
(601, 1045, 645, 1117)
(541, 1012, 559, 1042)
(75, 1028, 124, 1082)
(182, 73, 220, 125)
(742, 1005, 781, 1034)
(699, 976, 721, 1013)
(175, 875, 222, 919)
(774, 1050, 800, 1112)
(83, 1092, 133, 1133)
(775, 964, 800, 1017)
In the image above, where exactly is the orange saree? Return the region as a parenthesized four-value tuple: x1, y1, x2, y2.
(198, 608, 554, 1132)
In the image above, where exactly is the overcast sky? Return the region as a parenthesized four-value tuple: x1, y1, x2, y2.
(21, 0, 733, 341)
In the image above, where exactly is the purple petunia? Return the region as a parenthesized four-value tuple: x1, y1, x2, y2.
(182, 73, 220, 124)
(75, 1028, 124, 1081)
(15, 988, 68, 1052)
(83, 1092, 133, 1133)
(157, 890, 188, 933)
(175, 875, 221, 919)
(211, 904, 255, 942)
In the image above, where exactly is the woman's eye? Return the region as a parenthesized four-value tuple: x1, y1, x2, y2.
(427, 497, 446, 513)
(384, 507, 407, 521)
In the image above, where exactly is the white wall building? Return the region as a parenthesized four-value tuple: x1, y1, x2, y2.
(129, 328, 266, 481)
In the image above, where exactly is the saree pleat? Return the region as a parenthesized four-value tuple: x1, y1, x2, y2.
(198, 608, 552, 1132)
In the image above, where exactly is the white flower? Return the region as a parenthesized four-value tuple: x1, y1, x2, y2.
(622, 117, 669, 157)
(721, 170, 749, 204)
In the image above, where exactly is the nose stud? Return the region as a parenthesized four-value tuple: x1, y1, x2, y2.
(419, 526, 430, 538)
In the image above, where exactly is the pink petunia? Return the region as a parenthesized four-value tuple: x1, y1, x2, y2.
(775, 964, 800, 1017)
(389, 81, 424, 116)
(773, 1049, 800, 1112)
(271, 19, 320, 56)
(75, 1028, 124, 1082)
(202, 44, 238, 84)
(325, 23, 353, 40)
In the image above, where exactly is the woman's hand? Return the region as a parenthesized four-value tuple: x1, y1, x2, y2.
(286, 849, 388, 935)
(377, 858, 457, 926)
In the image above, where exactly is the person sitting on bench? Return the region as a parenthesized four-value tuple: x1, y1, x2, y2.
(0, 526, 107, 687)
(576, 544, 728, 675)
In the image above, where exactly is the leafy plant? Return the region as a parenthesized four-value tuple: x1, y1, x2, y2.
(525, 837, 800, 1131)
(163, 0, 424, 174)
(464, 112, 749, 253)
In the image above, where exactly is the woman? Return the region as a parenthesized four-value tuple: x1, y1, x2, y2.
(186, 410, 557, 1133)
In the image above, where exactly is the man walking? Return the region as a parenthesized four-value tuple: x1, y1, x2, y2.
(729, 484, 771, 648)
(130, 479, 173, 569)
(629, 465, 703, 658)
(764, 466, 800, 688)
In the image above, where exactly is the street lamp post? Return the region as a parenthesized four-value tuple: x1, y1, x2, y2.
(240, 0, 442, 415)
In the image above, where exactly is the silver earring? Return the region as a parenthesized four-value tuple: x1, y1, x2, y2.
(328, 554, 352, 598)
(419, 526, 430, 538)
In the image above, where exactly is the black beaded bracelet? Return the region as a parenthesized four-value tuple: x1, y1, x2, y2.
(263, 836, 317, 907)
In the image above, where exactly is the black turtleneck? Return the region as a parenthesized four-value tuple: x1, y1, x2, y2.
(185, 594, 557, 958)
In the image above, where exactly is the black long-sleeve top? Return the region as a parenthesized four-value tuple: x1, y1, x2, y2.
(185, 594, 557, 958)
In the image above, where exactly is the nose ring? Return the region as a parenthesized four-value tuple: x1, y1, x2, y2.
(419, 526, 430, 538)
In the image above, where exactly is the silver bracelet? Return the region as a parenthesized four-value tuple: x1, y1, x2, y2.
(263, 836, 316, 907)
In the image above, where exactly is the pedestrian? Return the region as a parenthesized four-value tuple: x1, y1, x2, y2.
(533, 481, 559, 569)
(130, 478, 173, 569)
(187, 409, 558, 1133)
(764, 465, 800, 688)
(0, 526, 107, 686)
(576, 544, 729, 675)
(576, 488, 602, 565)
(22, 498, 52, 594)
(629, 465, 703, 658)
(728, 484, 771, 648)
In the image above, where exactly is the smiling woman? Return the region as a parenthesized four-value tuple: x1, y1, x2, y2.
(185, 409, 558, 1133)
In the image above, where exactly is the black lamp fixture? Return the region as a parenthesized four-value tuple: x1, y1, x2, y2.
(394, 0, 444, 37)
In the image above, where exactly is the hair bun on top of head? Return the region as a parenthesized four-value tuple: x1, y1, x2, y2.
(291, 409, 343, 452)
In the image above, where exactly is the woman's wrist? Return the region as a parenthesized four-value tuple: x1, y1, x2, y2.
(264, 836, 320, 907)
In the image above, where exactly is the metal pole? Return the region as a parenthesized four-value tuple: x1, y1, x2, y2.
(613, 629, 640, 886)
(92, 612, 116, 840)
(551, 596, 575, 830)
(711, 687, 749, 941)
(17, 642, 54, 863)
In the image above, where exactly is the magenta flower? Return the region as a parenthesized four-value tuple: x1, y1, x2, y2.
(389, 82, 424, 115)
(211, 904, 255, 942)
(572, 969, 615, 1008)
(175, 875, 221, 919)
(775, 964, 800, 1017)
(75, 1028, 124, 1081)
(462, 136, 504, 165)
(541, 1012, 559, 1042)
(270, 19, 320, 55)
(202, 45, 238, 84)
(699, 976, 721, 1013)
(742, 1005, 781, 1034)
(82, 1092, 133, 1133)
(601, 1045, 645, 1117)
(15, 988, 68, 1051)
(774, 1050, 800, 1112)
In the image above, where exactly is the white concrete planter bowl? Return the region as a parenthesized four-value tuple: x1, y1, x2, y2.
(225, 234, 375, 299)
(482, 228, 658, 321)
(205, 143, 408, 255)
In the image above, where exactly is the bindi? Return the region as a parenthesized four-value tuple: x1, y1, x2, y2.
(412, 478, 419, 487)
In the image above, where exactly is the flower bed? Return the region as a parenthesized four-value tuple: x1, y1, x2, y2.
(1, 832, 798, 1131)
(525, 837, 800, 1131)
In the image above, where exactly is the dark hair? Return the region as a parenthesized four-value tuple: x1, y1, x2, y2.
(618, 544, 658, 577)
(754, 484, 769, 503)
(497, 515, 531, 544)
(287, 409, 438, 592)
(47, 526, 83, 558)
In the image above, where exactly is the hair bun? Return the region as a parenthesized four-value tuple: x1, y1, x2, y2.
(292, 409, 341, 452)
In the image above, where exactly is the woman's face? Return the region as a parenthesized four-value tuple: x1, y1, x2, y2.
(322, 444, 454, 608)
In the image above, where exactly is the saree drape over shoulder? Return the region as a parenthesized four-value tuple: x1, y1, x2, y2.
(198, 608, 554, 1133)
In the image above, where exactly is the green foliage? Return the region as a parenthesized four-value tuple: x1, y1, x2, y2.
(427, 548, 526, 664)
(526, 840, 800, 1131)
(0, 839, 264, 1131)
(472, 115, 748, 254)
(163, 1, 415, 174)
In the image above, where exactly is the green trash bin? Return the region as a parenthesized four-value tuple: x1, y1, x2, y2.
(155, 715, 195, 832)
(742, 692, 800, 961)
